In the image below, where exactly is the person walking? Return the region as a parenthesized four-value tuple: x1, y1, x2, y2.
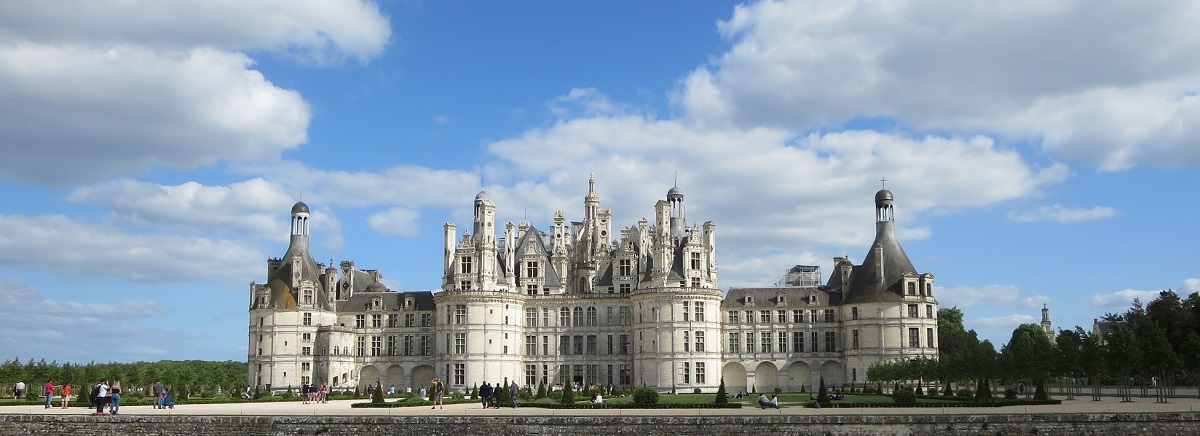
(44, 380, 55, 409)
(108, 381, 122, 414)
(479, 381, 492, 408)
(60, 384, 72, 409)
(152, 380, 164, 409)
(509, 380, 519, 408)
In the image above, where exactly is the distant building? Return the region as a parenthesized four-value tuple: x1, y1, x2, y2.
(248, 179, 937, 393)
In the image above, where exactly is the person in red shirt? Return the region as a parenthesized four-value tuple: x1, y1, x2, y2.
(44, 380, 55, 409)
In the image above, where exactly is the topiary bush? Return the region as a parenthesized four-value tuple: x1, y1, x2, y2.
(1004, 388, 1017, 399)
(560, 383, 575, 405)
(714, 378, 728, 405)
(893, 387, 917, 406)
(632, 387, 658, 405)
(371, 381, 384, 404)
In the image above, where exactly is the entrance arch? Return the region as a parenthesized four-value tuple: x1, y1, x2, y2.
(385, 364, 405, 390)
(721, 362, 748, 394)
(785, 361, 811, 392)
(819, 361, 845, 387)
(411, 365, 435, 391)
(753, 362, 779, 393)
(360, 365, 381, 390)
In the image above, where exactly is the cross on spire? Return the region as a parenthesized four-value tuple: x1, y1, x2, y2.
(880, 177, 887, 189)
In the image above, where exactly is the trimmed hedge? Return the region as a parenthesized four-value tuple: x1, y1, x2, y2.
(519, 402, 743, 409)
(808, 399, 1061, 408)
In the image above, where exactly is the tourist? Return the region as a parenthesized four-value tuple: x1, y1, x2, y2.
(152, 380, 165, 409)
(509, 380, 519, 408)
(44, 380, 55, 409)
(430, 377, 445, 409)
(109, 381, 122, 414)
(480, 381, 492, 408)
(61, 384, 72, 409)
(592, 392, 605, 404)
(93, 379, 110, 415)
(491, 382, 502, 408)
(757, 393, 779, 409)
(14, 381, 24, 399)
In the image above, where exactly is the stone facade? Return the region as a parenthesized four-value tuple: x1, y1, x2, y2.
(249, 179, 936, 394)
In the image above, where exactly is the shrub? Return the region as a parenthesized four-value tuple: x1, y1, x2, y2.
(915, 385, 924, 395)
(283, 385, 294, 399)
(560, 383, 575, 405)
(371, 382, 384, 404)
(714, 378, 728, 405)
(816, 377, 829, 406)
(536, 382, 546, 399)
(1033, 378, 1048, 401)
(1004, 388, 1017, 399)
(632, 387, 658, 405)
(893, 387, 917, 406)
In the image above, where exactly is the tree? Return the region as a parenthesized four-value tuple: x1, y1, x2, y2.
(1055, 328, 1084, 400)
(816, 377, 829, 406)
(371, 381, 384, 404)
(714, 378, 728, 405)
(536, 381, 546, 399)
(560, 381, 575, 405)
(1104, 324, 1139, 402)
(1001, 324, 1054, 397)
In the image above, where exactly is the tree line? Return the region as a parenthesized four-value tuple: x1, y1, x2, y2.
(869, 290, 1200, 401)
(1, 359, 247, 398)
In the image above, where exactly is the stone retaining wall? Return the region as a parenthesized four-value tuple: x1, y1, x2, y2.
(4, 413, 1199, 435)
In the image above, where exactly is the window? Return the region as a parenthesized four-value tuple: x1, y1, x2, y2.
(526, 284, 538, 295)
(907, 282, 916, 295)
(746, 333, 755, 353)
(454, 305, 467, 324)
(388, 314, 398, 328)
(778, 331, 787, 353)
(619, 335, 630, 354)
(793, 310, 803, 323)
(683, 331, 690, 352)
(607, 335, 614, 355)
(619, 283, 631, 293)
(927, 328, 935, 348)
(690, 252, 701, 270)
(302, 289, 313, 305)
(760, 310, 771, 324)
(559, 335, 570, 354)
(526, 308, 537, 327)
(526, 335, 537, 355)
(811, 331, 818, 353)
(825, 331, 836, 352)
(728, 311, 740, 324)
(823, 309, 835, 323)
(420, 335, 431, 355)
(559, 307, 570, 326)
(926, 305, 934, 318)
(543, 335, 549, 355)
(695, 331, 705, 352)
(852, 307, 859, 320)
(404, 336, 414, 356)
(586, 307, 598, 326)
(371, 336, 381, 356)
(761, 332, 771, 353)
(619, 259, 632, 276)
(302, 346, 311, 356)
(690, 277, 701, 288)
(453, 363, 465, 385)
(695, 362, 706, 384)
(745, 310, 754, 325)
(695, 302, 705, 322)
(461, 256, 472, 274)
(460, 280, 470, 290)
(729, 332, 740, 353)
(852, 330, 860, 349)
(778, 310, 786, 324)
(792, 331, 804, 353)
(908, 328, 920, 348)
(387, 336, 397, 356)
(618, 307, 631, 325)
(405, 314, 416, 327)
(454, 333, 466, 354)
(619, 364, 632, 385)
(908, 304, 919, 318)
(525, 261, 539, 278)
(356, 336, 365, 356)
(586, 335, 597, 355)
(573, 307, 584, 327)
(573, 335, 584, 355)
(682, 362, 690, 383)
(303, 313, 312, 326)
(355, 315, 365, 328)
(372, 314, 382, 328)
(606, 306, 614, 325)
(302, 333, 311, 342)
(422, 313, 433, 327)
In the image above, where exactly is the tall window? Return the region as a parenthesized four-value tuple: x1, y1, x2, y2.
(559, 335, 570, 354)
(729, 332, 740, 353)
(793, 310, 803, 323)
(926, 305, 934, 318)
(419, 335, 431, 355)
(454, 304, 467, 324)
(760, 310, 771, 324)
(746, 332, 755, 353)
(388, 314, 398, 327)
(825, 331, 837, 352)
(683, 331, 690, 352)
(695, 331, 705, 352)
(682, 362, 690, 383)
(619, 364, 632, 385)
(372, 314, 382, 328)
(619, 259, 631, 276)
(526, 364, 537, 387)
(454, 332, 466, 354)
(303, 312, 312, 326)
(606, 306, 614, 325)
(908, 328, 920, 347)
(526, 308, 537, 327)
(525, 261, 539, 278)
(695, 362, 706, 384)
(573, 307, 584, 326)
(690, 252, 701, 269)
(908, 304, 919, 318)
(728, 311, 740, 324)
(619, 335, 630, 354)
(695, 302, 705, 321)
(683, 301, 690, 321)
(355, 315, 365, 328)
(387, 336, 397, 356)
(453, 363, 465, 385)
(851, 307, 859, 320)
(777, 331, 787, 353)
(778, 310, 786, 324)
(907, 282, 916, 295)
(356, 336, 365, 357)
(586, 335, 597, 355)
(526, 335, 537, 355)
(761, 332, 771, 353)
(371, 336, 381, 356)
(461, 256, 472, 273)
(745, 310, 754, 325)
(559, 307, 570, 326)
(823, 309, 835, 323)
(403, 336, 414, 356)
(852, 330, 860, 349)
(302, 289, 313, 305)
(792, 331, 804, 353)
(573, 335, 584, 355)
(586, 307, 598, 326)
(927, 328, 935, 348)
(618, 307, 631, 325)
(421, 313, 433, 327)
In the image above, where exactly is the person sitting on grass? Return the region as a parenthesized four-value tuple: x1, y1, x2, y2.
(758, 393, 780, 409)
(592, 393, 606, 404)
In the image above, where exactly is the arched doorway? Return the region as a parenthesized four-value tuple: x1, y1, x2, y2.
(753, 362, 779, 393)
(411, 365, 435, 392)
(819, 361, 845, 388)
(360, 365, 381, 390)
(785, 361, 811, 392)
(721, 362, 748, 394)
(385, 364, 405, 391)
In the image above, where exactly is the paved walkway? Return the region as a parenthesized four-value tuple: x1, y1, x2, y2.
(3, 395, 1200, 417)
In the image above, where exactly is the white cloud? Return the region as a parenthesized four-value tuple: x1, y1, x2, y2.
(973, 314, 1036, 329)
(549, 88, 627, 118)
(1183, 278, 1200, 294)
(0, 214, 262, 285)
(1088, 289, 1163, 311)
(936, 284, 1020, 308)
(1021, 295, 1052, 308)
(368, 207, 421, 237)
(1008, 204, 1118, 223)
(679, 0, 1200, 170)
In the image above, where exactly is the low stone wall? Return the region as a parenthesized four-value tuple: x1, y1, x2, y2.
(4, 413, 1200, 435)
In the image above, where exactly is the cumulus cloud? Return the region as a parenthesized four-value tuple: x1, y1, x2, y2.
(973, 314, 1036, 329)
(1008, 204, 1118, 223)
(679, 0, 1200, 170)
(1088, 289, 1163, 311)
(936, 284, 1021, 308)
(1183, 278, 1200, 294)
(368, 207, 422, 237)
(0, 214, 262, 285)
(1021, 295, 1052, 308)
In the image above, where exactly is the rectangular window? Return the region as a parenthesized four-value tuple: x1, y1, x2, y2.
(690, 277, 701, 288)
(683, 301, 690, 321)
(907, 282, 916, 295)
(811, 331, 818, 353)
(777, 331, 787, 353)
(619, 259, 632, 276)
(619, 307, 631, 325)
(927, 328, 935, 348)
(761, 332, 771, 353)
(526, 335, 537, 355)
(852, 329, 860, 349)
(825, 331, 836, 352)
(573, 335, 584, 355)
(926, 305, 934, 318)
(461, 256, 472, 273)
(301, 346, 311, 356)
(586, 335, 597, 355)
(793, 331, 804, 353)
(454, 363, 465, 385)
(695, 331, 705, 352)
(852, 307, 859, 320)
(746, 332, 755, 353)
(404, 335, 414, 356)
(559, 308, 570, 326)
(745, 310, 754, 325)
(729, 332, 740, 354)
(760, 310, 771, 324)
(371, 314, 382, 328)
(543, 335, 549, 355)
(419, 335, 431, 356)
(356, 336, 365, 357)
(388, 314, 398, 327)
(695, 362, 706, 384)
(690, 252, 701, 270)
(823, 309, 835, 323)
(683, 331, 690, 352)
(405, 314, 416, 327)
(387, 336, 397, 356)
(543, 308, 550, 326)
(682, 362, 690, 384)
(908, 304, 919, 318)
(793, 310, 803, 323)
(454, 332, 466, 354)
(619, 283, 631, 293)
(526, 308, 537, 327)
(454, 305, 467, 324)
(606, 306, 614, 325)
(355, 315, 365, 329)
(619, 364, 632, 385)
(526, 364, 537, 388)
(371, 336, 381, 356)
(421, 313, 432, 327)
(607, 334, 614, 355)
(695, 302, 705, 322)
(728, 311, 740, 324)
(778, 310, 787, 324)
(303, 313, 312, 326)
(302, 332, 311, 342)
(619, 335, 630, 354)
(908, 328, 920, 347)
(525, 261, 539, 278)
(526, 284, 538, 295)
(459, 280, 470, 290)
(587, 307, 597, 326)
(559, 335, 570, 354)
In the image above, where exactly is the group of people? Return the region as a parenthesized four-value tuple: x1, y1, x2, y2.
(300, 382, 329, 404)
(477, 380, 520, 409)
(150, 380, 175, 410)
(87, 379, 124, 415)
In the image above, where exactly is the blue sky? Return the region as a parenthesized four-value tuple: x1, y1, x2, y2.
(1, 0, 1198, 363)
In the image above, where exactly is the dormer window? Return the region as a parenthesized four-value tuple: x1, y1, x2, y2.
(745, 295, 753, 305)
(906, 282, 916, 296)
